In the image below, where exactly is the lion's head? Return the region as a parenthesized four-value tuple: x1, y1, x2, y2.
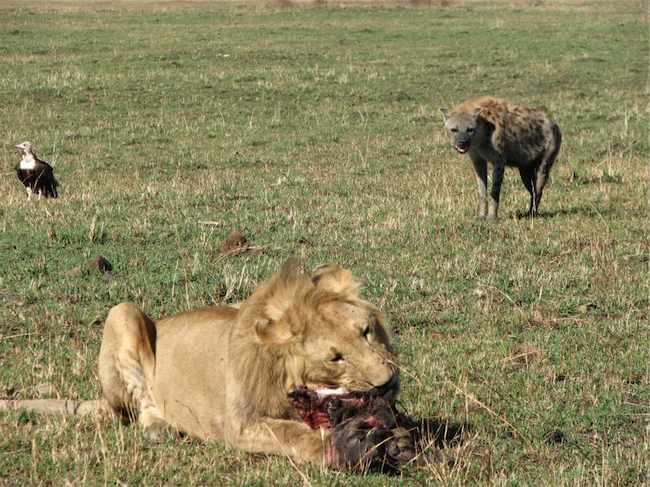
(232, 259, 399, 419)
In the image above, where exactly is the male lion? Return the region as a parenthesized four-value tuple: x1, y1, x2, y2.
(98, 259, 399, 465)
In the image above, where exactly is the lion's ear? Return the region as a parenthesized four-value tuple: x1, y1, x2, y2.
(311, 264, 361, 298)
(258, 258, 308, 344)
(255, 318, 295, 346)
(277, 257, 304, 283)
(264, 258, 307, 321)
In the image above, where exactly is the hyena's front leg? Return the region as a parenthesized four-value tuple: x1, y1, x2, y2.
(488, 159, 506, 219)
(470, 154, 488, 218)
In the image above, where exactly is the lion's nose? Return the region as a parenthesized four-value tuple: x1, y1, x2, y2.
(371, 372, 400, 398)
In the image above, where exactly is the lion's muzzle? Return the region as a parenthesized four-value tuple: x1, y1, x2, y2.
(368, 372, 400, 401)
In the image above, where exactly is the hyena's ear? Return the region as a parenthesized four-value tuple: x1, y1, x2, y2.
(311, 264, 361, 299)
(439, 108, 448, 121)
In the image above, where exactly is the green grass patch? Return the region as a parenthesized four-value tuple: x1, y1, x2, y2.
(0, 1, 647, 484)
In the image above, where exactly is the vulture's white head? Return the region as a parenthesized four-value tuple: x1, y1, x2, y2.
(15, 141, 35, 157)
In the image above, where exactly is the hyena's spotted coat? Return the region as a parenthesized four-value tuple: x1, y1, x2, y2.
(441, 97, 562, 218)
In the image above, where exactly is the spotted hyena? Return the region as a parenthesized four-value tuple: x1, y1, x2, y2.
(440, 97, 562, 218)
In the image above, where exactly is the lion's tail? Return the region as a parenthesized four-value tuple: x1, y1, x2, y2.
(0, 399, 108, 416)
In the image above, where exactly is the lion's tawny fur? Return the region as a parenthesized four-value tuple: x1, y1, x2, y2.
(97, 260, 398, 464)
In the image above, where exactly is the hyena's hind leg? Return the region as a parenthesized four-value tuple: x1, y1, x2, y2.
(98, 303, 172, 440)
(518, 167, 538, 217)
(532, 123, 562, 216)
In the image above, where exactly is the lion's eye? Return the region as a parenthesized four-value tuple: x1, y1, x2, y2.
(450, 128, 458, 133)
(331, 353, 344, 363)
(362, 326, 370, 339)
(467, 127, 475, 133)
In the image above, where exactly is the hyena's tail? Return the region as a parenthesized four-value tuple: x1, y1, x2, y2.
(537, 122, 562, 185)
(546, 123, 562, 172)
(0, 399, 107, 416)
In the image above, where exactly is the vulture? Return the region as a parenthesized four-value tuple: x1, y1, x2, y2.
(15, 141, 58, 199)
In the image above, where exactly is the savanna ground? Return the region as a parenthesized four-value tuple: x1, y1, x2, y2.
(0, 0, 647, 485)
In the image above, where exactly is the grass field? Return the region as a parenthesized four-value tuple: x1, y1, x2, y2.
(0, 0, 648, 485)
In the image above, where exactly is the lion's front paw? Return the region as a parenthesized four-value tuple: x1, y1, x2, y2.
(142, 421, 180, 443)
(290, 429, 334, 466)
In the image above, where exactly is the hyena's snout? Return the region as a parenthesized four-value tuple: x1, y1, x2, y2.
(453, 136, 472, 154)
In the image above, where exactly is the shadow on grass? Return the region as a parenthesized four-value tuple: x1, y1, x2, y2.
(353, 414, 471, 475)
(515, 205, 616, 220)
(417, 416, 470, 448)
(382, 415, 470, 474)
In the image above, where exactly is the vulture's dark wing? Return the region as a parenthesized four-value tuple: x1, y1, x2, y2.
(34, 160, 59, 198)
